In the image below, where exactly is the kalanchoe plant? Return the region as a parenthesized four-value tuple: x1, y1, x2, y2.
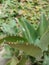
(0, 0, 49, 65)
(0, 12, 49, 65)
(3, 13, 48, 52)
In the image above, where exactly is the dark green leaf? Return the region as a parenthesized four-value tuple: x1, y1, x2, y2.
(0, 35, 27, 44)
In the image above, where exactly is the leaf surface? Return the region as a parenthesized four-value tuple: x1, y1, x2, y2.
(9, 44, 42, 58)
(37, 13, 48, 37)
(38, 28, 49, 51)
(18, 17, 37, 44)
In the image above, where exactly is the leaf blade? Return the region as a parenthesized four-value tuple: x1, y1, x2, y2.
(18, 17, 37, 44)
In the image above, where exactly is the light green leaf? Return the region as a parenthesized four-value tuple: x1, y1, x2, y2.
(3, 44, 12, 59)
(37, 27, 49, 51)
(43, 55, 49, 65)
(18, 17, 37, 44)
(1, 18, 18, 35)
(10, 57, 19, 65)
(38, 13, 48, 37)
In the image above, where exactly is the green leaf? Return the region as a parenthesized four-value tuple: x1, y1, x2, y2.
(3, 44, 13, 59)
(43, 55, 49, 65)
(0, 35, 42, 58)
(18, 17, 37, 44)
(6, 57, 19, 65)
(10, 57, 19, 65)
(0, 35, 27, 44)
(9, 44, 42, 58)
(1, 18, 18, 35)
(37, 27, 49, 51)
(38, 13, 48, 37)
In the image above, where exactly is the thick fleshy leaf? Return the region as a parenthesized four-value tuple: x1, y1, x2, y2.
(0, 35, 42, 58)
(0, 36, 42, 58)
(37, 27, 49, 51)
(18, 17, 37, 44)
(8, 44, 42, 58)
(37, 13, 48, 37)
(0, 36, 27, 44)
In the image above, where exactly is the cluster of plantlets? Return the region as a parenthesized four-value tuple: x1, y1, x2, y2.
(0, 0, 49, 65)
